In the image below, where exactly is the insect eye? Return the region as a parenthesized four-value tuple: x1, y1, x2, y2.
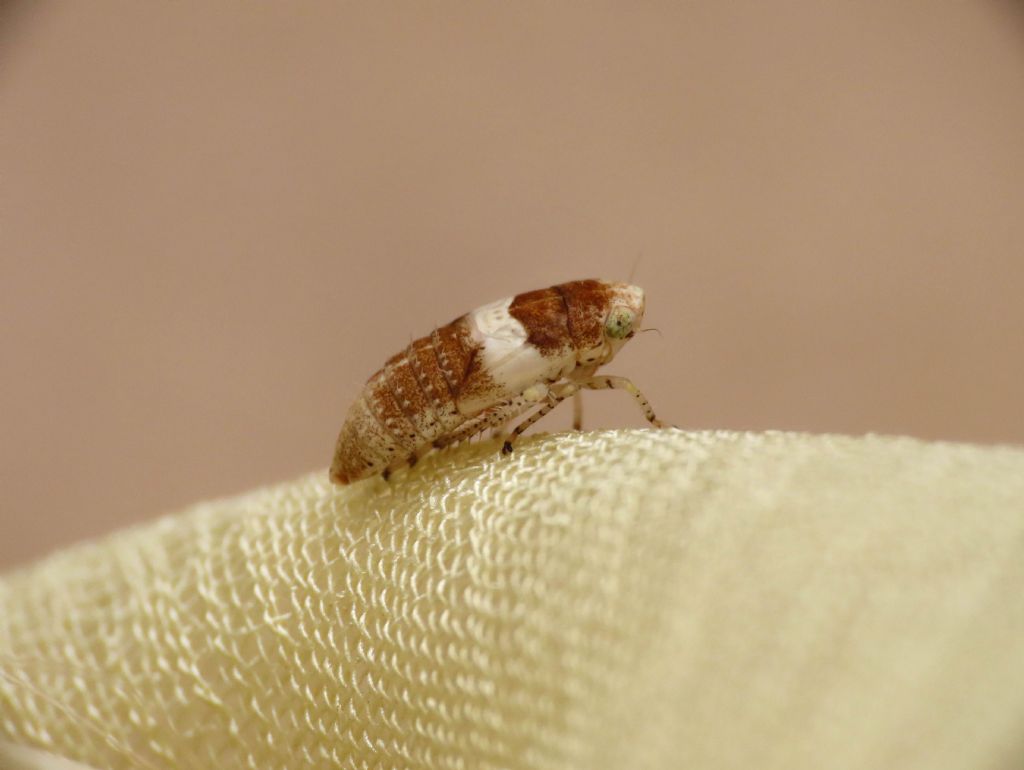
(605, 307, 635, 340)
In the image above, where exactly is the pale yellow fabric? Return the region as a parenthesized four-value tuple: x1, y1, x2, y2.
(2, 430, 1023, 770)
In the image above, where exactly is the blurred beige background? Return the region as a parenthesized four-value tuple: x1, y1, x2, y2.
(2, 2, 1022, 569)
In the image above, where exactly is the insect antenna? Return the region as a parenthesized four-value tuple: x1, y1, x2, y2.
(627, 250, 644, 284)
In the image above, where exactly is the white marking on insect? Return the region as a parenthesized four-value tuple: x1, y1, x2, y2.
(329, 279, 670, 484)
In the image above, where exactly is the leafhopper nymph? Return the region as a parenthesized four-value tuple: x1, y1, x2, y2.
(330, 279, 667, 484)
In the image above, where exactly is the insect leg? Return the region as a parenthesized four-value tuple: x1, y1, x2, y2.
(572, 390, 583, 431)
(577, 375, 669, 428)
(434, 396, 536, 449)
(501, 383, 581, 455)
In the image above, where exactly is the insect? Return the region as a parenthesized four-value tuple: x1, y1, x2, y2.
(329, 279, 668, 484)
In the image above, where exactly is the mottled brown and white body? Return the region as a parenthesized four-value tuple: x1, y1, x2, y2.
(330, 279, 667, 484)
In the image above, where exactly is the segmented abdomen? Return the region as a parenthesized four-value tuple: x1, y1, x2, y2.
(330, 317, 480, 483)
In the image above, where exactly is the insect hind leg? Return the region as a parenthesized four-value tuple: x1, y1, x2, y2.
(501, 382, 581, 455)
(434, 396, 537, 449)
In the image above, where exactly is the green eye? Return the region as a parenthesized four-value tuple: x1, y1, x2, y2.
(605, 307, 635, 340)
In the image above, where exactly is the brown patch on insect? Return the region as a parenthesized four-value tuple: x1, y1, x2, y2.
(382, 354, 435, 440)
(508, 287, 572, 356)
(330, 394, 402, 484)
(555, 279, 611, 351)
(408, 336, 461, 424)
(431, 318, 476, 395)
(424, 317, 504, 412)
(364, 373, 420, 450)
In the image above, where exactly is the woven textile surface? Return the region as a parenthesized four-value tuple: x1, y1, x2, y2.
(2, 430, 1024, 770)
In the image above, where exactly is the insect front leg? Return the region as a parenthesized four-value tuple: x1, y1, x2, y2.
(501, 382, 580, 455)
(577, 375, 669, 428)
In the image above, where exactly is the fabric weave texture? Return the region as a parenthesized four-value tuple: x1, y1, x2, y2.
(2, 430, 1023, 770)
